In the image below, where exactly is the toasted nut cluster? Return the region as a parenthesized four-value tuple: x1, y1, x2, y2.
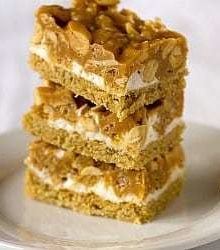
(143, 59, 159, 82)
(105, 170, 146, 198)
(123, 125, 148, 147)
(79, 116, 99, 132)
(71, 0, 110, 28)
(66, 21, 92, 56)
(35, 1, 181, 64)
(35, 5, 93, 65)
(34, 86, 74, 107)
(37, 5, 71, 24)
(162, 39, 177, 60)
(84, 43, 118, 71)
(169, 45, 183, 68)
(80, 166, 103, 176)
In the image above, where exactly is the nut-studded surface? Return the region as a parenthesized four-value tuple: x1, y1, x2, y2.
(29, 2, 188, 119)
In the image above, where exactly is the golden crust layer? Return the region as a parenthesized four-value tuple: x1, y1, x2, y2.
(26, 140, 184, 200)
(25, 169, 184, 223)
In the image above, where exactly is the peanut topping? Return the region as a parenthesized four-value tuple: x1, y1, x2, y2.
(169, 45, 183, 68)
(35, 3, 184, 61)
(162, 39, 176, 60)
(125, 22, 141, 40)
(123, 125, 148, 148)
(32, 2, 187, 89)
(143, 59, 159, 82)
(94, 0, 119, 6)
(80, 166, 103, 176)
(37, 5, 71, 25)
(65, 21, 91, 56)
(34, 86, 74, 107)
(79, 116, 99, 132)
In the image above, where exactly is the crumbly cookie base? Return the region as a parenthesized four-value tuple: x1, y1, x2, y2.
(25, 170, 183, 224)
(22, 109, 184, 169)
(29, 54, 185, 121)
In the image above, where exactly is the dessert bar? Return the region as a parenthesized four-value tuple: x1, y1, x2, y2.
(23, 81, 184, 169)
(29, 4, 187, 120)
(25, 140, 185, 223)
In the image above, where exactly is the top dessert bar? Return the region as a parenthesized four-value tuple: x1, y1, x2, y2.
(29, 1, 188, 120)
(25, 140, 185, 223)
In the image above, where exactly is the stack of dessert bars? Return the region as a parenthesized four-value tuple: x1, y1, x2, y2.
(23, 0, 188, 223)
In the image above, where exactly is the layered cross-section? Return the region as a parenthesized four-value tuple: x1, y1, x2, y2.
(25, 140, 185, 223)
(23, 81, 184, 169)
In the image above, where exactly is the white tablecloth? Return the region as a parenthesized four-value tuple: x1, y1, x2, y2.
(0, 0, 220, 249)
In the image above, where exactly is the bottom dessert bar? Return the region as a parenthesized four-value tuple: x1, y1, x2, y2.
(24, 141, 185, 224)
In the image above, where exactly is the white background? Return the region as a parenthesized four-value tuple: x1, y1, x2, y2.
(0, 0, 220, 249)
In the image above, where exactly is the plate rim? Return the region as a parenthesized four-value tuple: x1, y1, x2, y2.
(0, 124, 220, 250)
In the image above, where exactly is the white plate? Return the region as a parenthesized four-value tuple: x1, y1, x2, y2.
(0, 122, 220, 250)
